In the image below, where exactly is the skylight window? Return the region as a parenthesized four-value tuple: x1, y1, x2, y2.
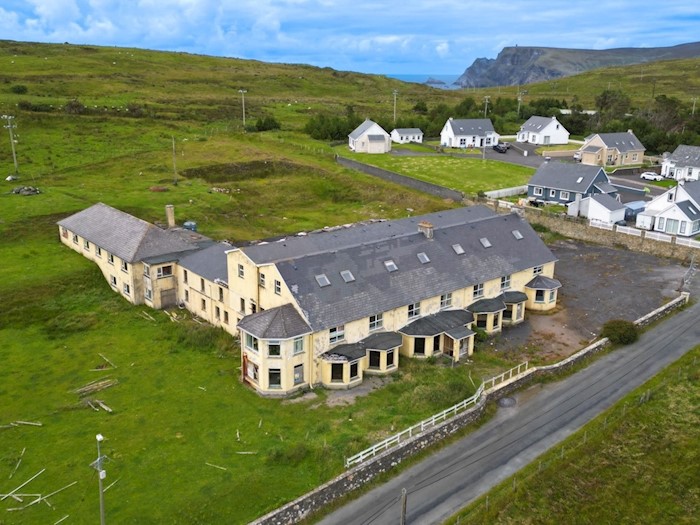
(340, 270, 355, 283)
(315, 274, 331, 287)
(480, 237, 492, 248)
(384, 260, 398, 272)
(576, 177, 584, 183)
(452, 243, 465, 255)
(690, 207, 697, 215)
(512, 230, 524, 240)
(417, 252, 430, 264)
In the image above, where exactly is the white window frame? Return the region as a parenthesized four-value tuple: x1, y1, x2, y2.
(407, 302, 421, 319)
(533, 265, 543, 275)
(145, 288, 153, 301)
(268, 369, 281, 389)
(293, 337, 304, 355)
(473, 283, 484, 298)
(329, 325, 345, 344)
(501, 275, 511, 291)
(238, 264, 244, 278)
(123, 283, 130, 295)
(549, 189, 556, 198)
(268, 340, 281, 358)
(245, 333, 259, 352)
(560, 191, 570, 200)
(157, 265, 173, 278)
(294, 364, 304, 385)
(274, 280, 281, 295)
(440, 293, 452, 309)
(121, 260, 128, 273)
(533, 187, 543, 196)
(369, 313, 383, 331)
(259, 273, 266, 288)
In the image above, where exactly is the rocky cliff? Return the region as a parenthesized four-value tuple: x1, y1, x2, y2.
(455, 42, 700, 88)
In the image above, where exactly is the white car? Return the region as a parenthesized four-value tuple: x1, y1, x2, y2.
(640, 172, 663, 181)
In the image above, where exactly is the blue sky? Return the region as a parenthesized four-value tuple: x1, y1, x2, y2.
(2, 1, 700, 76)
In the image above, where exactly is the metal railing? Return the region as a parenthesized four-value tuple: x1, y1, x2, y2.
(345, 361, 529, 469)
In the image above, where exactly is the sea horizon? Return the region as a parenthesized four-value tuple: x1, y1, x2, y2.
(386, 74, 461, 89)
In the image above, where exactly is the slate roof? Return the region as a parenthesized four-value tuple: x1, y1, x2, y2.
(520, 116, 559, 133)
(349, 119, 387, 139)
(399, 309, 474, 337)
(594, 181, 618, 194)
(393, 128, 423, 135)
(367, 135, 386, 142)
(525, 275, 562, 290)
(667, 145, 700, 167)
(178, 242, 232, 283)
(502, 291, 528, 304)
(675, 200, 700, 220)
(321, 331, 402, 361)
(241, 205, 496, 265)
(591, 193, 626, 212)
(467, 297, 506, 314)
(681, 180, 700, 205)
(57, 202, 211, 263)
(272, 209, 557, 331)
(593, 131, 645, 153)
(445, 118, 495, 136)
(528, 161, 608, 194)
(237, 304, 312, 339)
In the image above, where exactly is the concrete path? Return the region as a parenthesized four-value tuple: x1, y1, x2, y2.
(317, 300, 699, 525)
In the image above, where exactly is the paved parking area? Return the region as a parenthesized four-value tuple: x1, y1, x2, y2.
(495, 239, 693, 360)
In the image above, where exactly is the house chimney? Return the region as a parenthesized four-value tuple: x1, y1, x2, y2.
(165, 204, 175, 228)
(418, 220, 434, 239)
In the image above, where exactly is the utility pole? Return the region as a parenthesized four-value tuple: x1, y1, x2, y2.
(2, 115, 19, 175)
(238, 89, 247, 128)
(392, 89, 399, 125)
(399, 488, 407, 525)
(91, 434, 107, 525)
(483, 96, 490, 118)
(171, 136, 178, 185)
(692, 97, 698, 116)
(517, 91, 524, 117)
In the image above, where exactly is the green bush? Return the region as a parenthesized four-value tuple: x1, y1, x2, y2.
(11, 84, 28, 94)
(601, 319, 639, 345)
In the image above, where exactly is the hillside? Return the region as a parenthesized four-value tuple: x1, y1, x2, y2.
(455, 42, 700, 88)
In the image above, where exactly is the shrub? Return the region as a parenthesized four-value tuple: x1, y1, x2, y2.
(601, 319, 639, 345)
(11, 84, 28, 94)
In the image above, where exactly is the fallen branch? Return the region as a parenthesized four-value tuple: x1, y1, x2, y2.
(103, 477, 120, 492)
(95, 400, 113, 413)
(205, 462, 227, 471)
(54, 515, 70, 525)
(86, 400, 100, 412)
(9, 447, 26, 479)
(75, 379, 118, 397)
(99, 353, 117, 369)
(13, 421, 42, 427)
(139, 311, 156, 322)
(1, 468, 45, 501)
(235, 451, 258, 455)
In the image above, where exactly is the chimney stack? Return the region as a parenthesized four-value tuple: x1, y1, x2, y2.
(165, 204, 175, 228)
(418, 220, 434, 239)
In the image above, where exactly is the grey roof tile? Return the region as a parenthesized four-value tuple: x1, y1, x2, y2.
(393, 128, 423, 134)
(467, 297, 506, 313)
(275, 209, 556, 331)
(520, 116, 563, 133)
(237, 304, 312, 339)
(525, 275, 562, 290)
(349, 119, 388, 140)
(502, 291, 528, 303)
(56, 202, 211, 263)
(179, 242, 233, 283)
(447, 118, 495, 135)
(529, 161, 609, 193)
(667, 145, 700, 167)
(399, 309, 473, 336)
(322, 331, 402, 361)
(595, 131, 645, 153)
(591, 193, 626, 212)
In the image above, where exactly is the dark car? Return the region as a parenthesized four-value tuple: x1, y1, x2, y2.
(492, 144, 508, 153)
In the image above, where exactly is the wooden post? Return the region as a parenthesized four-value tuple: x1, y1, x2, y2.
(400, 488, 407, 525)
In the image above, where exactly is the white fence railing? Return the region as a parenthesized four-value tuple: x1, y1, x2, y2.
(675, 237, 700, 249)
(589, 219, 614, 231)
(345, 361, 528, 468)
(645, 231, 673, 243)
(616, 225, 642, 237)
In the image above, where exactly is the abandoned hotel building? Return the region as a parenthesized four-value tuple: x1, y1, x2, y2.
(58, 203, 561, 396)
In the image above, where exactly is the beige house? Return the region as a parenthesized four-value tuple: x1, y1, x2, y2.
(577, 130, 645, 167)
(348, 119, 391, 153)
(58, 203, 561, 397)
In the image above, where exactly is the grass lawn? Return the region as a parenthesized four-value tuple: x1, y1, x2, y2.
(337, 150, 534, 195)
(446, 345, 700, 524)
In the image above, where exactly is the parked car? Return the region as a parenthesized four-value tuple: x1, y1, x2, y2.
(493, 144, 508, 153)
(640, 171, 663, 181)
(573, 151, 582, 161)
(501, 142, 511, 150)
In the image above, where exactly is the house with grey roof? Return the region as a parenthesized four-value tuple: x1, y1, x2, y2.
(636, 180, 700, 236)
(229, 206, 561, 395)
(348, 119, 391, 153)
(528, 161, 618, 206)
(517, 116, 569, 145)
(390, 127, 423, 144)
(661, 144, 700, 181)
(440, 118, 499, 149)
(57, 203, 212, 308)
(576, 130, 645, 167)
(568, 193, 626, 225)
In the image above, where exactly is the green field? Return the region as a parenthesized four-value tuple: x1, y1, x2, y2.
(447, 346, 700, 525)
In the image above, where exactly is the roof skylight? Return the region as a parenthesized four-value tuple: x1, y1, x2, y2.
(340, 270, 355, 283)
(384, 260, 398, 272)
(480, 237, 492, 248)
(576, 177, 584, 183)
(417, 252, 430, 264)
(512, 230, 524, 240)
(452, 243, 465, 255)
(315, 274, 331, 287)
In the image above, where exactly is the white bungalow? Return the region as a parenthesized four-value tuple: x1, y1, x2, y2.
(390, 128, 424, 144)
(348, 119, 391, 154)
(516, 116, 570, 145)
(440, 118, 499, 149)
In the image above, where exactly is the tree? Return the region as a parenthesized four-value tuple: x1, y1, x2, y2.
(412, 100, 428, 114)
(595, 89, 631, 120)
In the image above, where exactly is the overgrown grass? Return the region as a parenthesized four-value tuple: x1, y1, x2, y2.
(446, 346, 700, 524)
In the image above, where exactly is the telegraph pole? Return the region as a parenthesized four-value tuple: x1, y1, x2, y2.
(171, 136, 178, 185)
(91, 434, 108, 525)
(392, 89, 399, 125)
(238, 89, 247, 128)
(483, 96, 490, 117)
(692, 97, 698, 116)
(2, 115, 19, 175)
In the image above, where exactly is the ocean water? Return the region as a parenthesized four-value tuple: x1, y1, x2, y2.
(387, 74, 461, 89)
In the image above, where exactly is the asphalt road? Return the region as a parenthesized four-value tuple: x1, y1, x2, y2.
(317, 300, 699, 525)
